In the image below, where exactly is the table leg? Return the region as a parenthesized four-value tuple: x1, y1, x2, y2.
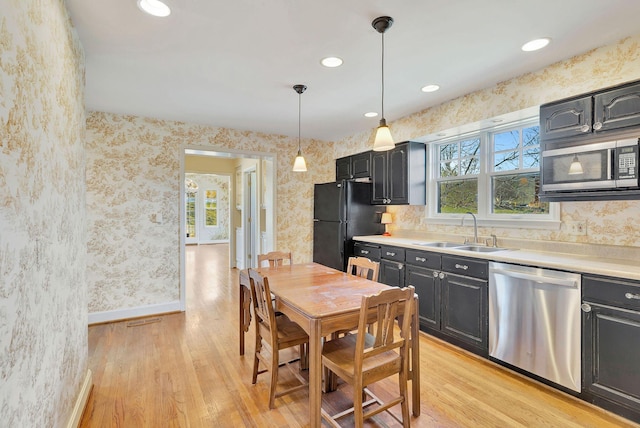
(309, 319, 322, 428)
(411, 295, 421, 416)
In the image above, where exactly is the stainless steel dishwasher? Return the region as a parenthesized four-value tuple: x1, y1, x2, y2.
(489, 262, 582, 392)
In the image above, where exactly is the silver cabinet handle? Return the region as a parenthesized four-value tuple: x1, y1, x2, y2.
(398, 264, 403, 270)
(455, 263, 469, 270)
(416, 257, 426, 262)
(593, 121, 603, 130)
(387, 252, 396, 256)
(580, 124, 590, 132)
(625, 292, 640, 300)
(361, 250, 369, 254)
(432, 271, 439, 278)
(438, 272, 445, 279)
(581, 303, 592, 313)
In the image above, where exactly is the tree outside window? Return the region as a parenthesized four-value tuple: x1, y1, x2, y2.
(431, 119, 553, 223)
(205, 190, 217, 226)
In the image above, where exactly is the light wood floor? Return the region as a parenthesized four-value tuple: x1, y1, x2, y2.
(79, 244, 638, 427)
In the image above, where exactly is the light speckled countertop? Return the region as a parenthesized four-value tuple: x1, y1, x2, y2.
(353, 235, 640, 281)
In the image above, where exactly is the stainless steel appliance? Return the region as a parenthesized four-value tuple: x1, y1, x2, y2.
(313, 181, 385, 271)
(541, 137, 639, 193)
(488, 262, 582, 392)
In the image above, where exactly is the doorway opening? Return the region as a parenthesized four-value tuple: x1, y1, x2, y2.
(180, 146, 276, 311)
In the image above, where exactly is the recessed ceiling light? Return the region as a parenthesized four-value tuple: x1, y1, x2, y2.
(421, 84, 440, 93)
(364, 112, 378, 118)
(521, 38, 550, 52)
(321, 57, 343, 68)
(137, 0, 171, 17)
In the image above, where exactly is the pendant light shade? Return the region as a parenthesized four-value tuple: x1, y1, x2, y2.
(568, 154, 584, 175)
(372, 16, 395, 152)
(292, 84, 308, 172)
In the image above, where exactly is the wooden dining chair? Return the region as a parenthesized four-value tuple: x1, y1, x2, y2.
(247, 268, 309, 409)
(257, 251, 292, 267)
(346, 256, 380, 281)
(321, 286, 415, 427)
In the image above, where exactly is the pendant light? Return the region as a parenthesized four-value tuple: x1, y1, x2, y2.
(372, 16, 395, 151)
(568, 154, 584, 175)
(292, 84, 308, 172)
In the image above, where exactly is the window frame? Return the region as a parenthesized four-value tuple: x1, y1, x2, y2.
(427, 117, 560, 229)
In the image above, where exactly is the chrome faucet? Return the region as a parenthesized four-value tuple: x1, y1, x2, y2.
(461, 212, 478, 244)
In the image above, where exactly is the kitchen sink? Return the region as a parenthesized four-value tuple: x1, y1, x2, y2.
(455, 245, 507, 253)
(412, 241, 461, 248)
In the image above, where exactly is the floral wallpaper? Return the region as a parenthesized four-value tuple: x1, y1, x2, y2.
(0, 1, 87, 427)
(336, 34, 640, 253)
(85, 34, 640, 317)
(185, 173, 230, 242)
(85, 112, 334, 313)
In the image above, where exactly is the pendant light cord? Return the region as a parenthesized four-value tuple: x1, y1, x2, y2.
(381, 32, 385, 119)
(298, 92, 302, 153)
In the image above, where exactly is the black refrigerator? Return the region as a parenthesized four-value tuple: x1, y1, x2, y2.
(313, 181, 385, 271)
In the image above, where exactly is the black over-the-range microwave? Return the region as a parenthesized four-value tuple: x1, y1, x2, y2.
(540, 137, 640, 198)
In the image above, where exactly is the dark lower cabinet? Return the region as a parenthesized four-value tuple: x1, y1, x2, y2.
(380, 259, 405, 288)
(441, 272, 488, 353)
(405, 265, 440, 330)
(404, 252, 488, 356)
(582, 275, 640, 423)
(379, 246, 405, 287)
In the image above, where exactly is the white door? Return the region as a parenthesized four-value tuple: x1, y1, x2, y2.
(244, 169, 259, 268)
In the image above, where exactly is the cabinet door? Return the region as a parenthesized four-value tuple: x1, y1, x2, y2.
(371, 151, 388, 204)
(441, 272, 488, 351)
(336, 156, 352, 181)
(594, 81, 640, 133)
(351, 152, 372, 179)
(540, 96, 593, 142)
(380, 259, 404, 288)
(583, 302, 640, 413)
(406, 265, 440, 331)
(388, 144, 409, 204)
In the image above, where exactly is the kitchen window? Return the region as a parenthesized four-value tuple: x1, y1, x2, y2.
(428, 118, 559, 227)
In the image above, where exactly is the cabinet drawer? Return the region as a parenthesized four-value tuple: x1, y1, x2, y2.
(381, 246, 405, 262)
(353, 243, 381, 261)
(405, 250, 441, 270)
(442, 255, 488, 279)
(583, 275, 640, 311)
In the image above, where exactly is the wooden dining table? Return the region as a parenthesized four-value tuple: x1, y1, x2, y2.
(239, 262, 420, 427)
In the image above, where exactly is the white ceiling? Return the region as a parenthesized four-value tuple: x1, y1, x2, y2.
(65, 0, 640, 142)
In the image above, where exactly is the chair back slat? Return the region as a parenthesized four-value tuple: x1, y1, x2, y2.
(346, 256, 380, 281)
(258, 251, 292, 267)
(248, 268, 277, 332)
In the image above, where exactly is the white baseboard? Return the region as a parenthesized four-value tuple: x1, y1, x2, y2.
(88, 300, 181, 325)
(67, 369, 92, 428)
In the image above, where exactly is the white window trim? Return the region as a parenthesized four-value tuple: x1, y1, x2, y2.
(427, 117, 561, 230)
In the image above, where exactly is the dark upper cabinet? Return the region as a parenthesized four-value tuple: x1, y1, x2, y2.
(540, 96, 593, 142)
(371, 141, 426, 205)
(335, 156, 351, 180)
(540, 80, 640, 144)
(594, 81, 640, 133)
(335, 151, 372, 181)
(582, 275, 640, 423)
